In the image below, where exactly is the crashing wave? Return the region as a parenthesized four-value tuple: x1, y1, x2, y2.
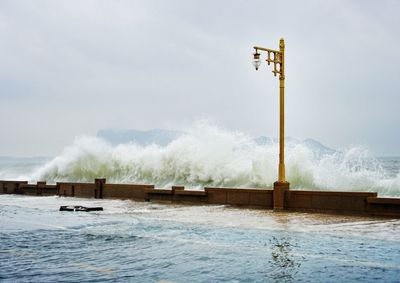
(20, 121, 400, 196)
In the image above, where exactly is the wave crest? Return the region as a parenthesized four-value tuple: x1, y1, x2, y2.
(28, 122, 400, 196)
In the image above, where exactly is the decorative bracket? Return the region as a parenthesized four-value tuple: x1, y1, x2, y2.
(253, 46, 283, 77)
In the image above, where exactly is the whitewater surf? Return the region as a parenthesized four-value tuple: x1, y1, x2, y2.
(2, 121, 399, 196)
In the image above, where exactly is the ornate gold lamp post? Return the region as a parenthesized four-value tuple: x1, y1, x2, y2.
(252, 38, 290, 210)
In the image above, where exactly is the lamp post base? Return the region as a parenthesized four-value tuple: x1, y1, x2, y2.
(273, 181, 290, 210)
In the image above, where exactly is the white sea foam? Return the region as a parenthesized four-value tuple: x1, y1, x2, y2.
(14, 121, 400, 196)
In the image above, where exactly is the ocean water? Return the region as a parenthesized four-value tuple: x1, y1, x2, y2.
(1, 195, 400, 282)
(1, 122, 400, 196)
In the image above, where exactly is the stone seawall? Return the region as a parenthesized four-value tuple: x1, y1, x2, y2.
(1, 179, 400, 217)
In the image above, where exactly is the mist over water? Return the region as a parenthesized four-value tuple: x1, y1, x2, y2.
(4, 121, 400, 196)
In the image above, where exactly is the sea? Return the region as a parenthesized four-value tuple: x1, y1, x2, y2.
(1, 196, 400, 282)
(1, 124, 400, 282)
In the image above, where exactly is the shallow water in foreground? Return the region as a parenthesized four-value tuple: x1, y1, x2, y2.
(1, 195, 400, 282)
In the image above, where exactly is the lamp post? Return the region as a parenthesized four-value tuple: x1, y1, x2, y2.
(252, 38, 290, 210)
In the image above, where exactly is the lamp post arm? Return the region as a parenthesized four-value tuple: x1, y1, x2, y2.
(253, 46, 281, 54)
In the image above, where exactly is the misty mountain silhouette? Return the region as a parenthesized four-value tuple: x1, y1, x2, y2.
(97, 128, 336, 157)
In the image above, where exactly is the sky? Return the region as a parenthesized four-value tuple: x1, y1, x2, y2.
(0, 0, 399, 157)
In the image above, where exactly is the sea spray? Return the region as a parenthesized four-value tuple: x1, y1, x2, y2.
(22, 122, 400, 196)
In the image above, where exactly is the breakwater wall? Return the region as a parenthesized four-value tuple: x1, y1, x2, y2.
(1, 179, 400, 217)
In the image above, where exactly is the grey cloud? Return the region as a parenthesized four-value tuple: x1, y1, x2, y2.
(0, 0, 399, 156)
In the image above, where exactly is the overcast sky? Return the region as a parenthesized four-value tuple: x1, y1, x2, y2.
(0, 0, 399, 157)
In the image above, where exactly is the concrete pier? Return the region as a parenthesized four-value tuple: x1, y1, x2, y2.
(1, 179, 400, 217)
